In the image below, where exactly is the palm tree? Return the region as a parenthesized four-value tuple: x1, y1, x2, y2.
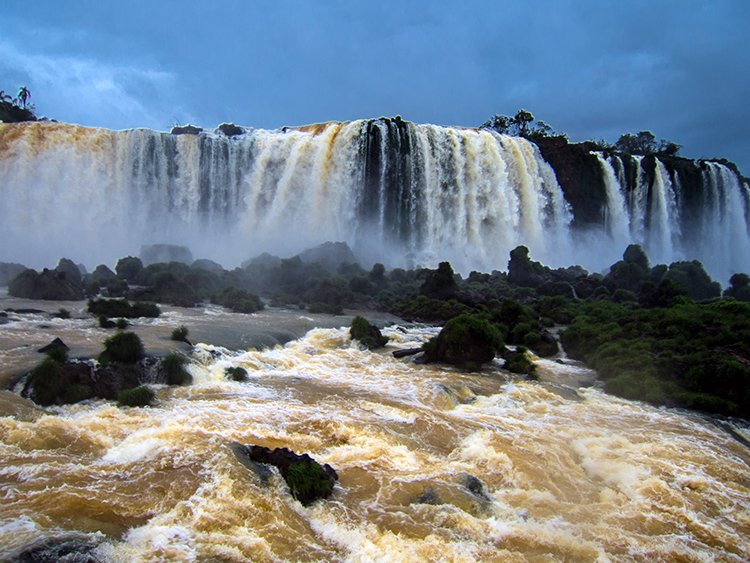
(17, 86, 30, 109)
(0, 90, 12, 103)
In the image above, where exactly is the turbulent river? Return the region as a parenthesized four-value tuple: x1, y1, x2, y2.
(1, 303, 749, 561)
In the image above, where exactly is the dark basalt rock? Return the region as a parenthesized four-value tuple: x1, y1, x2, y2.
(296, 241, 357, 272)
(232, 444, 338, 505)
(191, 258, 225, 275)
(217, 122, 245, 136)
(350, 316, 388, 349)
(0, 261, 28, 286)
(55, 258, 83, 285)
(8, 268, 85, 301)
(170, 124, 203, 135)
(12, 535, 103, 562)
(392, 347, 422, 358)
(37, 337, 69, 354)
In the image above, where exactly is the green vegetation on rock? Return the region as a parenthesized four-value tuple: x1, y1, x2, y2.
(99, 332, 145, 365)
(117, 386, 155, 407)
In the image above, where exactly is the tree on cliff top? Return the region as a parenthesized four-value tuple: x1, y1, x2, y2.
(480, 109, 562, 142)
(614, 131, 681, 156)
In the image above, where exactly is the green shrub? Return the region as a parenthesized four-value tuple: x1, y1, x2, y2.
(100, 332, 145, 365)
(99, 314, 115, 329)
(423, 313, 503, 367)
(350, 316, 388, 349)
(307, 302, 343, 315)
(162, 353, 192, 385)
(212, 287, 264, 314)
(117, 385, 155, 407)
(62, 383, 94, 404)
(171, 326, 189, 342)
(503, 347, 536, 377)
(88, 298, 160, 319)
(28, 357, 65, 406)
(225, 366, 248, 382)
(56, 308, 71, 319)
(285, 460, 335, 505)
(115, 318, 128, 330)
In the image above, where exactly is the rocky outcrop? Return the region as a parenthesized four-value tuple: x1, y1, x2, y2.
(350, 316, 388, 349)
(0, 261, 27, 286)
(191, 258, 225, 275)
(217, 122, 244, 136)
(231, 444, 338, 505)
(55, 258, 83, 285)
(8, 268, 85, 300)
(296, 241, 357, 272)
(170, 124, 203, 135)
(423, 314, 503, 368)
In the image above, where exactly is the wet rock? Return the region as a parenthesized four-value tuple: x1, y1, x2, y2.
(350, 316, 388, 349)
(13, 535, 103, 562)
(392, 347, 422, 359)
(230, 442, 275, 484)
(37, 337, 70, 354)
(217, 122, 245, 136)
(414, 487, 443, 505)
(170, 124, 203, 135)
(55, 258, 83, 285)
(423, 314, 503, 368)
(296, 241, 357, 272)
(463, 474, 491, 502)
(232, 444, 338, 505)
(8, 268, 85, 301)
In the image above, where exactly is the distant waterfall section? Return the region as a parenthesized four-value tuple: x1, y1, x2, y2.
(0, 120, 748, 280)
(591, 151, 750, 283)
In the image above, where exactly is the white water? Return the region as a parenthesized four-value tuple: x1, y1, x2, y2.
(1, 324, 749, 561)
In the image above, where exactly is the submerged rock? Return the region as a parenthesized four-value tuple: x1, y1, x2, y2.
(232, 444, 338, 505)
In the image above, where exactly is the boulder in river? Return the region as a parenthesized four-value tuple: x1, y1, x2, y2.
(231, 443, 338, 505)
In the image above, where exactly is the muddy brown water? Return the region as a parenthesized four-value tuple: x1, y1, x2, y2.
(1, 293, 749, 561)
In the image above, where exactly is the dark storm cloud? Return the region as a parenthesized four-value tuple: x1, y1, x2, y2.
(1, 0, 748, 171)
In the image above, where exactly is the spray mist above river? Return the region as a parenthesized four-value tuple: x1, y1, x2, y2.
(1, 120, 748, 282)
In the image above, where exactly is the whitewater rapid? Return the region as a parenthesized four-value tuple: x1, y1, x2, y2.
(1, 324, 748, 561)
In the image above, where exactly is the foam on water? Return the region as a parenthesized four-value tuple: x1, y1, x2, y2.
(0, 325, 749, 560)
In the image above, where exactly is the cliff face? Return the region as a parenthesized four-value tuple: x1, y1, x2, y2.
(0, 119, 747, 281)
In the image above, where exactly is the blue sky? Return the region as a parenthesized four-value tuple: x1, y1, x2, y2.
(1, 0, 749, 172)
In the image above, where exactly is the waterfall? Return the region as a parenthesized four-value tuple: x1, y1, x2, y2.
(696, 162, 750, 281)
(593, 152, 630, 247)
(0, 120, 748, 281)
(0, 121, 573, 273)
(647, 160, 681, 264)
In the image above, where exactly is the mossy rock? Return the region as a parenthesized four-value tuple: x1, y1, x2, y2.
(423, 314, 503, 367)
(117, 386, 155, 407)
(161, 353, 192, 385)
(99, 332, 145, 365)
(350, 316, 388, 349)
